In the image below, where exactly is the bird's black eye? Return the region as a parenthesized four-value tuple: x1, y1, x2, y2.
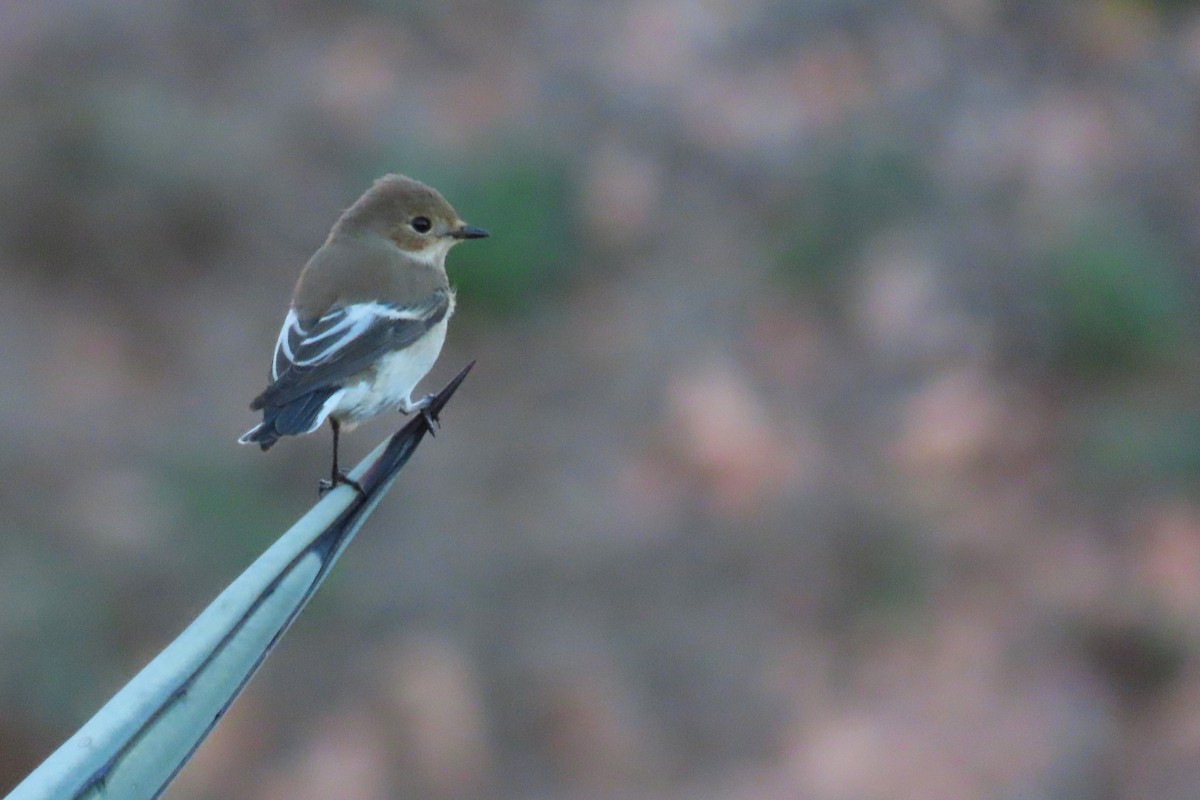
(410, 216, 432, 234)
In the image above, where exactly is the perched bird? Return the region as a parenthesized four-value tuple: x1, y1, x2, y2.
(239, 174, 488, 491)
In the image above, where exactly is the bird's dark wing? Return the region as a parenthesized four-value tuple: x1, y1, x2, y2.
(251, 289, 451, 411)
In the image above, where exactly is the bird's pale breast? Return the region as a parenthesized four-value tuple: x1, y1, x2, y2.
(328, 317, 449, 428)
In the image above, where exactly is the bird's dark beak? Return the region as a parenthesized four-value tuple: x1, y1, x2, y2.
(450, 224, 489, 240)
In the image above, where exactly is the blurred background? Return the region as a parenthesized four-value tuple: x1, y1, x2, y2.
(2, 1, 1200, 798)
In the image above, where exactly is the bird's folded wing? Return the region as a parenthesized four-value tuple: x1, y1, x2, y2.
(252, 290, 450, 410)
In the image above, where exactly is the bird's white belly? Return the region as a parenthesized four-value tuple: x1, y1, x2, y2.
(329, 319, 448, 428)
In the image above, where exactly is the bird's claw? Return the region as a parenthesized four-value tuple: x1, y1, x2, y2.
(422, 407, 440, 436)
(402, 394, 440, 436)
(318, 471, 366, 498)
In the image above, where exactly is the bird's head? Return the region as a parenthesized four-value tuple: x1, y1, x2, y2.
(337, 174, 488, 265)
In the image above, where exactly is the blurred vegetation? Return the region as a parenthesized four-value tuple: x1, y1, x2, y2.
(1072, 402, 1200, 493)
(435, 156, 581, 318)
(1041, 216, 1188, 382)
(772, 137, 936, 304)
(827, 508, 931, 630)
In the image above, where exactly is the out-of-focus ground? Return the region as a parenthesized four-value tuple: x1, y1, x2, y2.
(2, 2, 1200, 798)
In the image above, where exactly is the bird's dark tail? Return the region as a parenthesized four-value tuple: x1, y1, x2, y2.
(238, 388, 340, 451)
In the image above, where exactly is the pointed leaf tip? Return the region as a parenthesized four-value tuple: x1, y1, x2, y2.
(425, 361, 475, 419)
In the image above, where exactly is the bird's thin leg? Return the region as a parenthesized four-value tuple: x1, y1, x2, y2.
(318, 418, 365, 497)
(330, 418, 341, 484)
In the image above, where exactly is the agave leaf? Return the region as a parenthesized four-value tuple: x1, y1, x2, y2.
(4, 362, 475, 800)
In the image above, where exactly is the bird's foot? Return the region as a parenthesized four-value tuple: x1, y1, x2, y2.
(318, 471, 366, 498)
(401, 394, 440, 435)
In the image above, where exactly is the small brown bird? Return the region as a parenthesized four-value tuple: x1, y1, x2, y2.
(239, 174, 488, 490)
